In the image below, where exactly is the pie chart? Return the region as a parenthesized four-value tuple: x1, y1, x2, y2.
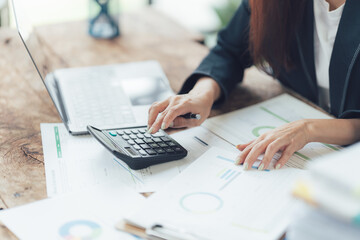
(59, 220, 102, 240)
(180, 192, 223, 214)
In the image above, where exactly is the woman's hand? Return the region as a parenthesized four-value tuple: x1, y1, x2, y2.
(147, 77, 221, 134)
(235, 120, 311, 170)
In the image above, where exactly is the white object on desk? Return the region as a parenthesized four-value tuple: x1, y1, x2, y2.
(0, 182, 145, 240)
(125, 147, 306, 240)
(0, 0, 8, 27)
(289, 143, 360, 240)
(41, 123, 234, 196)
(288, 200, 360, 240)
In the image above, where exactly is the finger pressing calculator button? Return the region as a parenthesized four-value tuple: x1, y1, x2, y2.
(108, 131, 117, 137)
(128, 140, 135, 145)
(135, 139, 144, 144)
(145, 149, 157, 155)
(153, 132, 165, 137)
(140, 144, 150, 149)
(122, 135, 130, 140)
(161, 137, 171, 142)
(139, 150, 147, 156)
(124, 130, 132, 135)
(129, 134, 137, 139)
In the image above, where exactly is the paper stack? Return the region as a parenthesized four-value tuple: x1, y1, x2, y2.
(288, 143, 360, 240)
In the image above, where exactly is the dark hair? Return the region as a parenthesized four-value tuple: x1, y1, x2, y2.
(249, 0, 307, 75)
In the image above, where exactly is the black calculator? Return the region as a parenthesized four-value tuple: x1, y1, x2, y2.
(87, 125, 188, 170)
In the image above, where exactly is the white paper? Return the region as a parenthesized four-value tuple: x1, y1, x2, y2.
(204, 94, 340, 169)
(127, 147, 306, 240)
(0, 182, 145, 240)
(293, 143, 360, 222)
(288, 202, 360, 240)
(41, 123, 234, 196)
(309, 142, 360, 193)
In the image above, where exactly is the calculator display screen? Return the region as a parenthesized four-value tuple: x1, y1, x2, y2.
(124, 147, 137, 156)
(91, 128, 118, 151)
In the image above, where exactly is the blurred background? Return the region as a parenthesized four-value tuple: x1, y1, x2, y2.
(0, 0, 242, 47)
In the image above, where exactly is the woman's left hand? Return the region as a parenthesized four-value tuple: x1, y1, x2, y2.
(235, 119, 311, 171)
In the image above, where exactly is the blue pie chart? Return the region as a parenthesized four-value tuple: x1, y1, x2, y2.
(59, 220, 102, 240)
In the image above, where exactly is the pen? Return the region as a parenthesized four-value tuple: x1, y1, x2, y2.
(148, 224, 208, 240)
(180, 113, 201, 120)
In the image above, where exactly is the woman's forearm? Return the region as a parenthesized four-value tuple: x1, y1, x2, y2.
(189, 77, 221, 105)
(306, 119, 360, 145)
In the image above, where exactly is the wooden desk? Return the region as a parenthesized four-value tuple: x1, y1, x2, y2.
(0, 8, 284, 239)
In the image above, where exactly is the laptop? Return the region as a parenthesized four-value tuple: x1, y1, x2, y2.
(12, 0, 174, 135)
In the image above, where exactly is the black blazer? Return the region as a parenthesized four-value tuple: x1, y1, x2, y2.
(179, 0, 360, 119)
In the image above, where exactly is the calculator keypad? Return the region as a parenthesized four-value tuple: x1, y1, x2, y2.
(107, 127, 185, 158)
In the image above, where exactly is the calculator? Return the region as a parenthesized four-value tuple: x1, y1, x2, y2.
(87, 125, 188, 170)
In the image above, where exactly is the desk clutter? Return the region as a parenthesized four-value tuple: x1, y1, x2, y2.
(0, 94, 353, 240)
(289, 143, 360, 240)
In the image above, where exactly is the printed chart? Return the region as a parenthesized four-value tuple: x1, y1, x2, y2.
(180, 192, 223, 214)
(129, 147, 305, 240)
(59, 220, 102, 240)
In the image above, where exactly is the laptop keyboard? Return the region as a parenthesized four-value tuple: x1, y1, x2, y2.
(60, 72, 136, 129)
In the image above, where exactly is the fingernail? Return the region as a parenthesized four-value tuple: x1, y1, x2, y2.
(275, 164, 281, 170)
(161, 123, 166, 130)
(234, 156, 241, 165)
(169, 122, 174, 128)
(147, 127, 153, 134)
(258, 163, 264, 171)
(236, 145, 241, 149)
(243, 162, 249, 170)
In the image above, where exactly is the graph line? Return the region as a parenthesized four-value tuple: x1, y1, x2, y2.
(54, 126, 62, 158)
(221, 169, 232, 179)
(225, 170, 236, 180)
(216, 155, 235, 163)
(113, 158, 144, 184)
(219, 172, 241, 191)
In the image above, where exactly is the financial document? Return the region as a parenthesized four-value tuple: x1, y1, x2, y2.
(0, 182, 145, 240)
(126, 147, 306, 240)
(204, 94, 340, 169)
(41, 123, 235, 195)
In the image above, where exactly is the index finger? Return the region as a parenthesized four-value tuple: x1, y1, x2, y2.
(147, 99, 169, 127)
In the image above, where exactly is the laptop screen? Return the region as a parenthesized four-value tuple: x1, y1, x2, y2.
(11, 0, 57, 82)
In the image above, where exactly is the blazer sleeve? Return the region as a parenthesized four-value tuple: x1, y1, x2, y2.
(179, 0, 253, 105)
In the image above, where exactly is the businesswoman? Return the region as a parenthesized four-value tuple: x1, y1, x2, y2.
(147, 0, 360, 170)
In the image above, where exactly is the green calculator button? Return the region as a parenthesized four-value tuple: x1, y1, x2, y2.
(109, 131, 117, 137)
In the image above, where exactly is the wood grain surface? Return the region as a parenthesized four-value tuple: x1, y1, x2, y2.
(0, 8, 284, 239)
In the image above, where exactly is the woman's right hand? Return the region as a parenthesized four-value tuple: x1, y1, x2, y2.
(147, 77, 221, 134)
